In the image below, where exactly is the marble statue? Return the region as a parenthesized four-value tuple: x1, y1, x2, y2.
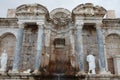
(86, 53, 96, 74)
(0, 49, 8, 71)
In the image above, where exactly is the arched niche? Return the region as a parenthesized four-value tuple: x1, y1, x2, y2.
(105, 34, 120, 74)
(82, 24, 99, 73)
(0, 32, 16, 70)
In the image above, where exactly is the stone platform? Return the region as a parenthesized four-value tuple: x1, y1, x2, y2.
(0, 73, 120, 80)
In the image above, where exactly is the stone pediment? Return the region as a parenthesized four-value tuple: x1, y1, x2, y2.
(50, 8, 71, 28)
(16, 4, 48, 17)
(72, 3, 107, 17)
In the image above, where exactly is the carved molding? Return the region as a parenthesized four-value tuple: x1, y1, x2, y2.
(72, 3, 107, 17)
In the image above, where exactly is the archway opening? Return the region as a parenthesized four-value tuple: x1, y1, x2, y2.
(0, 33, 16, 71)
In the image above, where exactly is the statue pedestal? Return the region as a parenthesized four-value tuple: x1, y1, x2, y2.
(113, 55, 120, 75)
(76, 71, 86, 76)
(32, 70, 41, 75)
(99, 71, 111, 75)
(8, 70, 19, 74)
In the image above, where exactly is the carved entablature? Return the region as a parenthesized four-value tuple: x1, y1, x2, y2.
(50, 8, 71, 29)
(0, 18, 18, 27)
(15, 4, 48, 18)
(72, 3, 107, 17)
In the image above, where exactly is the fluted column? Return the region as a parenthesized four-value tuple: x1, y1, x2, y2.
(34, 23, 44, 72)
(76, 24, 84, 72)
(96, 23, 107, 73)
(12, 22, 24, 72)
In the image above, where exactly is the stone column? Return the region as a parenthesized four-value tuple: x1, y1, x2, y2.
(96, 24, 107, 73)
(12, 22, 24, 72)
(34, 23, 44, 73)
(76, 24, 84, 72)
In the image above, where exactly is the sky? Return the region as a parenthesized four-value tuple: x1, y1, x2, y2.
(0, 0, 120, 18)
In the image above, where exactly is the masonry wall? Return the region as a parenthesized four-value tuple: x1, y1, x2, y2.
(102, 19, 120, 74)
(0, 18, 120, 74)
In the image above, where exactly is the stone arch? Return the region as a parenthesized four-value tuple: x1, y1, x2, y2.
(0, 32, 16, 71)
(0, 29, 18, 39)
(104, 30, 120, 38)
(105, 33, 120, 74)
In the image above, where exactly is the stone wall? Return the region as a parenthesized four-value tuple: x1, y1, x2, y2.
(0, 74, 120, 80)
(0, 3, 120, 77)
(20, 25, 38, 71)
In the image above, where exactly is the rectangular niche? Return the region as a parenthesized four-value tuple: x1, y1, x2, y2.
(54, 38, 65, 48)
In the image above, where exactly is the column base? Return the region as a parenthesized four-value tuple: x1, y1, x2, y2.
(76, 71, 86, 76)
(9, 69, 19, 74)
(99, 70, 111, 75)
(32, 70, 41, 75)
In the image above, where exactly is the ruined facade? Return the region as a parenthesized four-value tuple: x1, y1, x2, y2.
(0, 3, 120, 80)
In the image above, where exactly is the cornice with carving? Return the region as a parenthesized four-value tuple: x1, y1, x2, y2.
(72, 3, 107, 17)
(16, 4, 49, 17)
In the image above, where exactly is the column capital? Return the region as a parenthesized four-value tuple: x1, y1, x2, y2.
(37, 22, 44, 29)
(17, 21, 24, 28)
(96, 22, 103, 30)
(75, 23, 84, 30)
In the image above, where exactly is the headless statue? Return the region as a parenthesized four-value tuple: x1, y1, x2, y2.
(0, 50, 8, 71)
(86, 53, 96, 74)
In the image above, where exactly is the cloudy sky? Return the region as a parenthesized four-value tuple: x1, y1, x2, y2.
(0, 0, 120, 17)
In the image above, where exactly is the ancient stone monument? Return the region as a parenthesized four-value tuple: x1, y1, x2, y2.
(0, 2, 120, 80)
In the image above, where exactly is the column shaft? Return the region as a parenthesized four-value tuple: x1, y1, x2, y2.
(97, 28, 106, 72)
(34, 25, 43, 70)
(76, 27, 84, 72)
(12, 24, 24, 71)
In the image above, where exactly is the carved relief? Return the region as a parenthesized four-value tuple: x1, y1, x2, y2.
(16, 4, 48, 17)
(52, 12, 70, 26)
(72, 3, 107, 17)
(50, 8, 71, 29)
